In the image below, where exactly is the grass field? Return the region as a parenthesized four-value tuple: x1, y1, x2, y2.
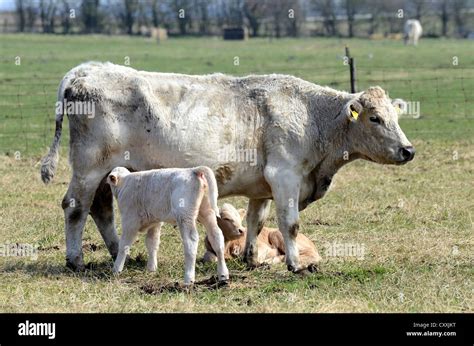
(0, 34, 473, 312)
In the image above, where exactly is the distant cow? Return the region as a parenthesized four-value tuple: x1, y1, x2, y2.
(108, 166, 228, 285)
(203, 203, 322, 269)
(404, 19, 422, 45)
(41, 62, 415, 274)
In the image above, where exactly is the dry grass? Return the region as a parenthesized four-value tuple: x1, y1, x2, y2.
(1, 138, 472, 312)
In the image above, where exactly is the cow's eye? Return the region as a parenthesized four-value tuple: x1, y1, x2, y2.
(369, 116, 381, 124)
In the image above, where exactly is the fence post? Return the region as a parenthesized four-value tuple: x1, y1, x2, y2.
(345, 46, 357, 93)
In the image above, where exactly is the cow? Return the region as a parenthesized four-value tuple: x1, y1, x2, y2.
(107, 166, 228, 285)
(404, 19, 422, 46)
(203, 203, 322, 269)
(41, 62, 415, 274)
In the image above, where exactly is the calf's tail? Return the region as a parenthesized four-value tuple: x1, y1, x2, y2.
(195, 166, 220, 217)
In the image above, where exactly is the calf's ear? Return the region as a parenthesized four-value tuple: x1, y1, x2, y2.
(108, 173, 119, 186)
(238, 208, 247, 220)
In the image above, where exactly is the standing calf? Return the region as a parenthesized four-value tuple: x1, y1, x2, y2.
(203, 203, 322, 270)
(107, 166, 229, 285)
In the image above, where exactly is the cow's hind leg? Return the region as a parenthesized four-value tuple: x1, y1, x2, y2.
(244, 199, 272, 267)
(90, 178, 119, 260)
(62, 171, 107, 271)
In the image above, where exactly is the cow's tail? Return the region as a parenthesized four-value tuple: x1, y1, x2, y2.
(195, 166, 220, 217)
(40, 75, 71, 184)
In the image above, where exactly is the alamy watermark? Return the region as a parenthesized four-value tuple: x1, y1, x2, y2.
(218, 147, 257, 166)
(55, 99, 95, 118)
(324, 241, 365, 260)
(0, 243, 38, 260)
(393, 99, 420, 119)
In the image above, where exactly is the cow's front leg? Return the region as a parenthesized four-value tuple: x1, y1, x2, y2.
(244, 199, 272, 267)
(90, 178, 119, 260)
(264, 167, 302, 272)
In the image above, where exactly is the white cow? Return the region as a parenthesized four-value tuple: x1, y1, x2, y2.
(404, 19, 422, 45)
(108, 166, 228, 285)
(41, 62, 415, 273)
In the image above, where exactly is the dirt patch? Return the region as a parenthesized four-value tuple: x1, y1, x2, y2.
(140, 274, 248, 295)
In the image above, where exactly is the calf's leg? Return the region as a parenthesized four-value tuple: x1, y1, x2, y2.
(145, 223, 162, 272)
(113, 220, 139, 273)
(198, 206, 229, 282)
(177, 219, 199, 285)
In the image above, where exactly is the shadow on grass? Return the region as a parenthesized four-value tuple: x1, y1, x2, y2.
(0, 253, 150, 281)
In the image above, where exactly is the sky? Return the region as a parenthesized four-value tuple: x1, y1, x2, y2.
(0, 0, 15, 12)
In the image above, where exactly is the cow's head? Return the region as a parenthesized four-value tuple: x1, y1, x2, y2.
(107, 166, 131, 188)
(343, 86, 415, 165)
(217, 203, 246, 241)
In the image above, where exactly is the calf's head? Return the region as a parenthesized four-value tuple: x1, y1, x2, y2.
(107, 166, 131, 189)
(216, 203, 246, 241)
(343, 86, 415, 165)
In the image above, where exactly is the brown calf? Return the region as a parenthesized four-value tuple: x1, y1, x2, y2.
(203, 203, 322, 270)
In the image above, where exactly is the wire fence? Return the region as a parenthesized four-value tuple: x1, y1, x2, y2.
(1, 64, 473, 157)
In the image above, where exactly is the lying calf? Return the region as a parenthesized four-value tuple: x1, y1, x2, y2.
(203, 203, 321, 270)
(108, 166, 229, 285)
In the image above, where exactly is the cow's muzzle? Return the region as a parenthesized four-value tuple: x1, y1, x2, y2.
(398, 146, 416, 163)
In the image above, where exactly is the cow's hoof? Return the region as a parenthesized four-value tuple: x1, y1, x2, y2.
(217, 279, 229, 288)
(287, 264, 298, 273)
(307, 263, 320, 273)
(245, 260, 259, 270)
(66, 258, 85, 272)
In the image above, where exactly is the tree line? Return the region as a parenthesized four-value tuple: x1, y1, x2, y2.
(12, 0, 474, 38)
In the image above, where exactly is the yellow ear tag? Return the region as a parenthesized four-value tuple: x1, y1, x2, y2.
(351, 109, 359, 120)
(395, 105, 402, 115)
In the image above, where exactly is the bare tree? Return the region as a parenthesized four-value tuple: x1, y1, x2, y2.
(195, 0, 210, 35)
(243, 0, 267, 37)
(119, 0, 138, 35)
(150, 0, 160, 27)
(452, 0, 467, 37)
(39, 0, 57, 33)
(15, 0, 26, 32)
(25, 2, 37, 32)
(436, 0, 450, 36)
(81, 0, 101, 34)
(365, 0, 383, 35)
(61, 0, 71, 34)
(412, 0, 425, 20)
(286, 0, 302, 37)
(345, 0, 365, 38)
(172, 0, 193, 35)
(313, 0, 338, 36)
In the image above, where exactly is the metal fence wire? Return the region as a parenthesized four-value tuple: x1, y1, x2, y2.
(1, 64, 473, 156)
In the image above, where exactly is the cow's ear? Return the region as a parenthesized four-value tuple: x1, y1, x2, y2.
(345, 99, 363, 122)
(108, 173, 119, 186)
(238, 208, 247, 220)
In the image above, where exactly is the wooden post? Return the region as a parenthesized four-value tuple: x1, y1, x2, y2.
(345, 46, 356, 93)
